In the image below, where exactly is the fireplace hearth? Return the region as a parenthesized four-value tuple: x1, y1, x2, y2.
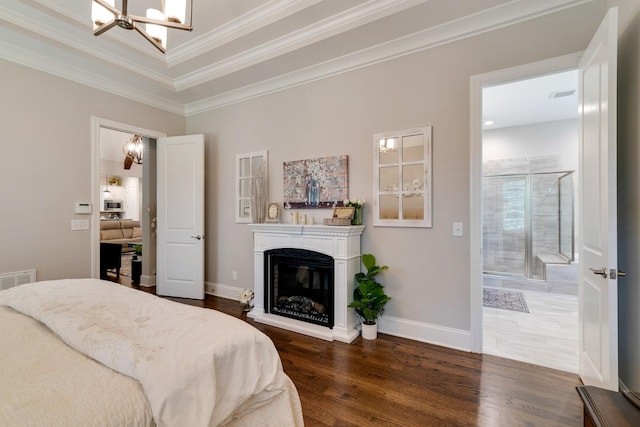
(265, 248, 334, 328)
(248, 224, 365, 343)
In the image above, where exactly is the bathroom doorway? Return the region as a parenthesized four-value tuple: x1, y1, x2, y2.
(481, 70, 579, 373)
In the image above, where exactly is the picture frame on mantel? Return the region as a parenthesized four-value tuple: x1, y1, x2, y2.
(265, 202, 280, 223)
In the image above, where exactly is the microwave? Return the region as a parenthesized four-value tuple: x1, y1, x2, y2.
(104, 199, 124, 211)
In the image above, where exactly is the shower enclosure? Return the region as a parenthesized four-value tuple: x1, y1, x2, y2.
(483, 171, 574, 280)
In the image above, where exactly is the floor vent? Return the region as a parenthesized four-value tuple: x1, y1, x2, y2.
(0, 269, 36, 290)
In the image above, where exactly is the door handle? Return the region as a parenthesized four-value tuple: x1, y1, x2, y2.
(191, 235, 204, 240)
(610, 269, 626, 279)
(589, 267, 608, 278)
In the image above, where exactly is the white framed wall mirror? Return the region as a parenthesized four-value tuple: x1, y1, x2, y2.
(235, 151, 268, 223)
(373, 126, 432, 227)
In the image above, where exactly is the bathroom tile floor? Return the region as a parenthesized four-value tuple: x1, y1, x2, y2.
(483, 289, 579, 373)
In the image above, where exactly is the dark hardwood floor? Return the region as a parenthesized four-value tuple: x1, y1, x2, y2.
(107, 275, 584, 426)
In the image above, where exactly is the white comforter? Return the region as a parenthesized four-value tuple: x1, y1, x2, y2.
(0, 305, 154, 427)
(0, 279, 299, 427)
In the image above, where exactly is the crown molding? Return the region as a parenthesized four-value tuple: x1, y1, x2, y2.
(185, 0, 592, 115)
(0, 40, 184, 115)
(3, 0, 593, 117)
(35, 0, 323, 68)
(33, 0, 168, 61)
(1, 1, 174, 89)
(166, 0, 324, 67)
(175, 0, 428, 91)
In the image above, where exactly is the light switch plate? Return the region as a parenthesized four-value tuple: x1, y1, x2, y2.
(71, 219, 90, 231)
(453, 222, 463, 237)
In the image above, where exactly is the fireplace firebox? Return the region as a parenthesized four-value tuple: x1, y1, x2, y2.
(265, 248, 334, 328)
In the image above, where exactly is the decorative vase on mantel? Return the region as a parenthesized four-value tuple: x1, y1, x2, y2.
(352, 206, 362, 225)
(250, 173, 266, 223)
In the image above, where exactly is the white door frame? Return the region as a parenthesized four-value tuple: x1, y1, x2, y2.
(468, 53, 582, 353)
(90, 117, 166, 280)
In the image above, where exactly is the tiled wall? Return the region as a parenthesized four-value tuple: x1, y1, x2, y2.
(483, 156, 573, 280)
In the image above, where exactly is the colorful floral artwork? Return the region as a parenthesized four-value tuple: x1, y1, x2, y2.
(283, 155, 348, 208)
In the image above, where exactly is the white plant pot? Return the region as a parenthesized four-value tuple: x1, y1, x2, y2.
(361, 322, 378, 340)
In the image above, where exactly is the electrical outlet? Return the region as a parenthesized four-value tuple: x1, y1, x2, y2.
(232, 271, 238, 281)
(453, 222, 463, 237)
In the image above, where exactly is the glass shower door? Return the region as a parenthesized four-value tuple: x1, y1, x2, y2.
(558, 172, 575, 261)
(482, 175, 527, 277)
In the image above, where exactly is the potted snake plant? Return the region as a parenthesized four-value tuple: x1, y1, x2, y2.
(348, 253, 390, 340)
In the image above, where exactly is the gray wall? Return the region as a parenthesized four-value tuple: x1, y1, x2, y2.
(611, 0, 640, 391)
(0, 60, 185, 280)
(186, 2, 604, 344)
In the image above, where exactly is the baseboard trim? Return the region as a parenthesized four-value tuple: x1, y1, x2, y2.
(378, 315, 472, 352)
(205, 281, 243, 301)
(139, 274, 156, 287)
(207, 282, 472, 351)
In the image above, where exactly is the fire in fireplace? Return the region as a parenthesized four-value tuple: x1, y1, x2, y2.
(265, 248, 334, 328)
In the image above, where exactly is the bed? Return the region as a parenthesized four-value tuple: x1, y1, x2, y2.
(0, 279, 304, 426)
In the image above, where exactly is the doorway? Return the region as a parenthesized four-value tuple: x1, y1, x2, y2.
(98, 128, 144, 285)
(91, 117, 165, 285)
(470, 59, 581, 373)
(470, 8, 619, 390)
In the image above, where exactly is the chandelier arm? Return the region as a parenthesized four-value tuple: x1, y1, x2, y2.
(129, 14, 193, 31)
(187, 0, 194, 33)
(93, 20, 118, 36)
(91, 0, 193, 53)
(133, 25, 166, 54)
(93, 0, 120, 17)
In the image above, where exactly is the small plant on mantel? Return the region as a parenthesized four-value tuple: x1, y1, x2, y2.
(348, 253, 390, 339)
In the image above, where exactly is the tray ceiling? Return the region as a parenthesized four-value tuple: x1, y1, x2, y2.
(1, 0, 588, 115)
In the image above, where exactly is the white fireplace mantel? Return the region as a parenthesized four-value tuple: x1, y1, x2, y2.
(248, 224, 365, 343)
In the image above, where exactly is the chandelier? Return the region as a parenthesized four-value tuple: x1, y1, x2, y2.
(123, 135, 143, 169)
(91, 0, 193, 53)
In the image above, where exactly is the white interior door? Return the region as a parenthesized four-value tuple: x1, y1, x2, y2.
(156, 134, 205, 299)
(578, 7, 618, 391)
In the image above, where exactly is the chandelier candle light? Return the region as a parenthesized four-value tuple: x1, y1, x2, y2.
(91, 0, 193, 53)
(123, 134, 143, 170)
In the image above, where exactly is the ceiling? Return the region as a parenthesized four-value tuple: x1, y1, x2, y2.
(2, 0, 587, 117)
(483, 69, 579, 130)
